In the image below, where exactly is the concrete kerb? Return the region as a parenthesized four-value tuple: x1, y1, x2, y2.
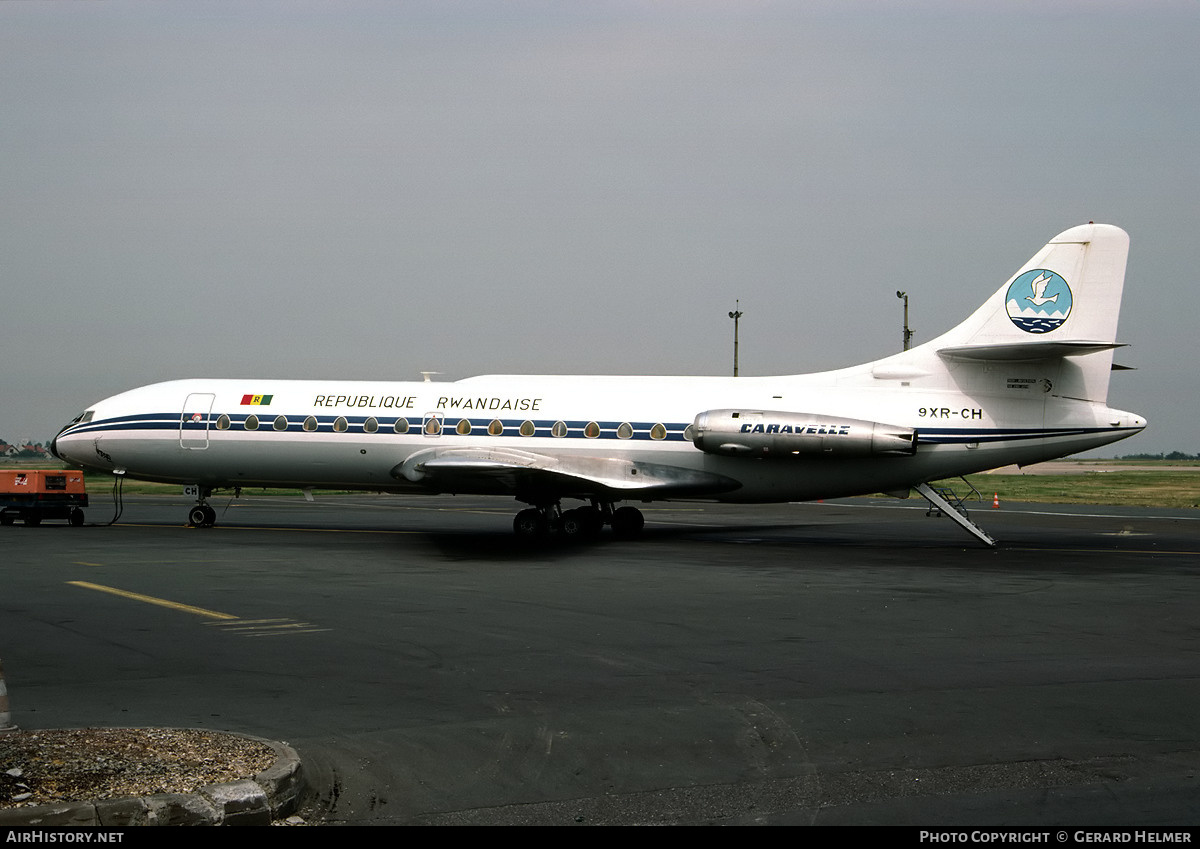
(0, 732, 304, 827)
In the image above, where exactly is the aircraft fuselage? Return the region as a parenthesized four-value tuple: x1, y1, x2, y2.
(53, 372, 1143, 502)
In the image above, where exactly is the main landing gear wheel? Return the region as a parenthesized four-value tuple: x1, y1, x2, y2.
(513, 508, 548, 539)
(510, 501, 642, 541)
(610, 505, 644, 540)
(557, 508, 604, 541)
(557, 508, 587, 539)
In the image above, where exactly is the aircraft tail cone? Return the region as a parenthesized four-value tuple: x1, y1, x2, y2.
(0, 657, 16, 732)
(993, 493, 1000, 509)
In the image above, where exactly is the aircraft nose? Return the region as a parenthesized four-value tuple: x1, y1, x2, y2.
(50, 427, 68, 461)
(50, 423, 83, 464)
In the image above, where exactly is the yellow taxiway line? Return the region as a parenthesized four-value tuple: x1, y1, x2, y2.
(66, 580, 238, 620)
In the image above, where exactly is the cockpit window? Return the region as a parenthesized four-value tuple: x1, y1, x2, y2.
(74, 411, 95, 425)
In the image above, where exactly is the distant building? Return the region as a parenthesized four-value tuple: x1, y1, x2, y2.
(3, 441, 51, 459)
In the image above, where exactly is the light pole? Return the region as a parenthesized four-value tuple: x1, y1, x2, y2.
(728, 300, 743, 376)
(896, 290, 913, 351)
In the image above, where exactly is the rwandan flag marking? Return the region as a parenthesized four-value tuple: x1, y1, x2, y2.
(240, 394, 274, 406)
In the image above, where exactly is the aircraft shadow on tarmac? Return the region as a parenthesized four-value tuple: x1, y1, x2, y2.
(412, 510, 1196, 563)
(412, 519, 971, 560)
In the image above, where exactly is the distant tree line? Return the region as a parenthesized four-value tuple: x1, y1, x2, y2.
(1117, 451, 1199, 460)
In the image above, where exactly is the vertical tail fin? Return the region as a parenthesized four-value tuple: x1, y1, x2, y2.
(926, 223, 1130, 403)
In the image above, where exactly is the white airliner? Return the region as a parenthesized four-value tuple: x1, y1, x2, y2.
(52, 223, 1145, 546)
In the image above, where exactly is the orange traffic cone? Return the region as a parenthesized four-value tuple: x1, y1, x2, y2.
(992, 493, 1000, 509)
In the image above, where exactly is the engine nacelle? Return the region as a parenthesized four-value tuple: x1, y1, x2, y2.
(691, 409, 917, 458)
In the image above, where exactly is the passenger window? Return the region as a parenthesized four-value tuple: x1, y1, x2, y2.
(303, 416, 319, 432)
(333, 417, 348, 433)
(244, 415, 259, 431)
(551, 421, 568, 438)
(393, 418, 409, 434)
(456, 418, 472, 435)
(488, 419, 504, 435)
(519, 420, 536, 437)
(424, 417, 442, 435)
(650, 423, 666, 440)
(584, 421, 600, 438)
(364, 417, 378, 433)
(617, 422, 633, 439)
(273, 415, 288, 431)
(215, 414, 231, 430)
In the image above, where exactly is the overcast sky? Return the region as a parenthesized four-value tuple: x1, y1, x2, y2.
(3, 1, 1196, 456)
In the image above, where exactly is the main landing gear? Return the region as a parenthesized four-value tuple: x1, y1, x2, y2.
(512, 500, 645, 542)
(187, 487, 217, 528)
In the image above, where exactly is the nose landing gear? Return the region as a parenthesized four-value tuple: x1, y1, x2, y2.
(187, 487, 217, 528)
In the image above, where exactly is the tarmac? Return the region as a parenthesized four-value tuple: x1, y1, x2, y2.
(1, 491, 1198, 825)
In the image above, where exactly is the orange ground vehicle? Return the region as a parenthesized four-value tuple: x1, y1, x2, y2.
(0, 469, 88, 526)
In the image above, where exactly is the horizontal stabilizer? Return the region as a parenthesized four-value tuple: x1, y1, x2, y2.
(937, 340, 1126, 362)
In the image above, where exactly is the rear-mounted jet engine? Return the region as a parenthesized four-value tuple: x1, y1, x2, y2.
(690, 409, 917, 458)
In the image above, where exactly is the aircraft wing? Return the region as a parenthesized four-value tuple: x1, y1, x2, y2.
(392, 447, 741, 500)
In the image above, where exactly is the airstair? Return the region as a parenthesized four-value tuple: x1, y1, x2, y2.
(915, 478, 996, 547)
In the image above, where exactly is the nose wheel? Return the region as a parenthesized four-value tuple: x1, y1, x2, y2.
(187, 488, 217, 527)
